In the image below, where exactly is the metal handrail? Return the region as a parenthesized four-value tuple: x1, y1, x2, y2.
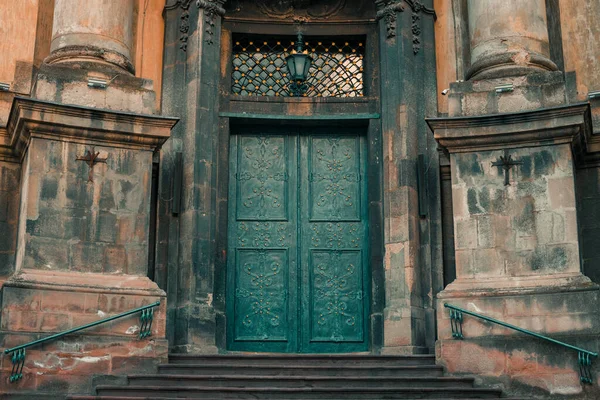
(4, 300, 160, 383)
(444, 303, 597, 384)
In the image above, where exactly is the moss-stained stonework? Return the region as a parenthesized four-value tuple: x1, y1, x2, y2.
(451, 145, 579, 279)
(0, 162, 20, 278)
(22, 139, 152, 275)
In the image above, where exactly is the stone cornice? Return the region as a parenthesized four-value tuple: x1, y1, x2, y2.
(0, 97, 179, 163)
(426, 103, 592, 156)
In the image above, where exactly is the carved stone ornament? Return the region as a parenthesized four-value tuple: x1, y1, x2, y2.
(165, 0, 226, 51)
(197, 0, 227, 45)
(375, 0, 435, 53)
(254, 0, 346, 22)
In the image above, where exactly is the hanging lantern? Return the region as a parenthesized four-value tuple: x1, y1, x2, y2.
(286, 32, 312, 96)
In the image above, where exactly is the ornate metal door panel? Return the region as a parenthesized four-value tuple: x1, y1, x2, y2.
(300, 134, 368, 352)
(227, 134, 298, 352)
(227, 130, 368, 353)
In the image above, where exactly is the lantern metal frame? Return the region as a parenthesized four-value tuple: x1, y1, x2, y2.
(285, 32, 313, 96)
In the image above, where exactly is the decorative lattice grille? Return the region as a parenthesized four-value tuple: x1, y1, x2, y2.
(231, 35, 365, 97)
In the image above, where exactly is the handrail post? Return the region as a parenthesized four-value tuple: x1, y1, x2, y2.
(444, 303, 597, 385)
(4, 300, 160, 383)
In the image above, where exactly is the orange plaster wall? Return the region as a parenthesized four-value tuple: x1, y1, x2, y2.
(135, 0, 166, 110)
(0, 0, 39, 87)
(434, 0, 458, 115)
(560, 0, 600, 100)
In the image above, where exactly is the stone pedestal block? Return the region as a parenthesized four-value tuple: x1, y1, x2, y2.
(0, 97, 177, 395)
(33, 63, 157, 115)
(429, 102, 593, 290)
(428, 102, 599, 396)
(447, 72, 567, 117)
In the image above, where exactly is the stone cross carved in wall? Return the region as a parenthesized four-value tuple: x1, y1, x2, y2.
(375, 0, 436, 54)
(76, 147, 108, 183)
(492, 149, 523, 186)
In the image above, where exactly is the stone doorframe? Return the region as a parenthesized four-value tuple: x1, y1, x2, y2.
(160, 0, 442, 355)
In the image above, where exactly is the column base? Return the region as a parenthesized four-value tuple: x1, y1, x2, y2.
(467, 51, 558, 80)
(45, 45, 134, 74)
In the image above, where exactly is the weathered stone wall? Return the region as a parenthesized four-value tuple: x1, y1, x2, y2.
(0, 285, 167, 394)
(0, 162, 20, 280)
(452, 144, 579, 280)
(433, 0, 460, 116)
(0, 0, 54, 126)
(576, 167, 600, 284)
(0, 0, 39, 87)
(18, 138, 152, 275)
(134, 0, 166, 111)
(560, 0, 600, 132)
(437, 295, 600, 397)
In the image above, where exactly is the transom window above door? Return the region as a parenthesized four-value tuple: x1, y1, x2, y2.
(231, 34, 365, 97)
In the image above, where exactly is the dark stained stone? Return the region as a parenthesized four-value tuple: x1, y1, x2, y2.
(533, 150, 554, 177)
(41, 177, 59, 200)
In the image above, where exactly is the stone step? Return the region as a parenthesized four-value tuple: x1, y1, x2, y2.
(158, 363, 446, 377)
(127, 374, 475, 389)
(94, 385, 504, 399)
(72, 398, 528, 400)
(168, 353, 436, 366)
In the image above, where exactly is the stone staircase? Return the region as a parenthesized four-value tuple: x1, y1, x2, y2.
(69, 354, 506, 399)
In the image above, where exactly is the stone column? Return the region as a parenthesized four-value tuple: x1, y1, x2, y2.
(375, 0, 440, 354)
(160, 0, 226, 353)
(46, 0, 135, 73)
(466, 0, 557, 80)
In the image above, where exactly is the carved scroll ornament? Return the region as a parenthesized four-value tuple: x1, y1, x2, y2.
(375, 0, 435, 53)
(256, 0, 346, 21)
(166, 0, 226, 50)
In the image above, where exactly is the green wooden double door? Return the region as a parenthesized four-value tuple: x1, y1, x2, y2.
(226, 128, 369, 353)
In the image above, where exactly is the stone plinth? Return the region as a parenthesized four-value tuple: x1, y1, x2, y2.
(448, 72, 567, 118)
(0, 97, 177, 395)
(47, 0, 135, 73)
(428, 103, 599, 397)
(466, 0, 557, 80)
(33, 63, 157, 115)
